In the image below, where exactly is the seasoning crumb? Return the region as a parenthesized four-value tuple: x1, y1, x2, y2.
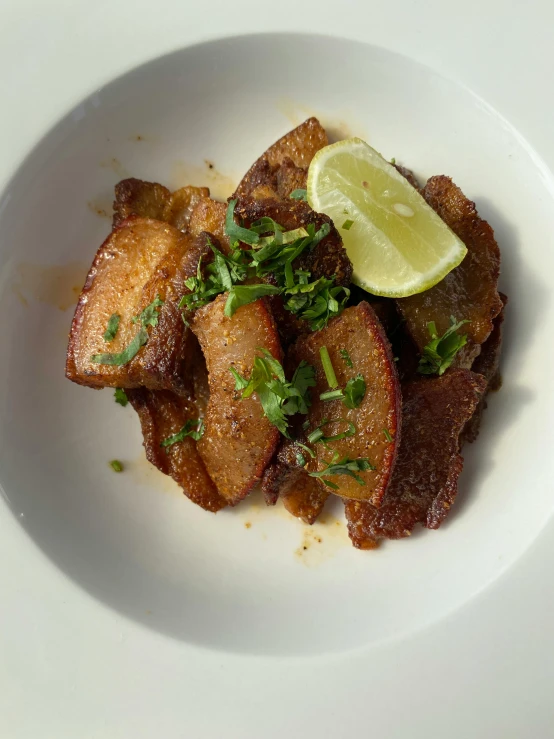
(205, 159, 215, 170)
(245, 521, 252, 529)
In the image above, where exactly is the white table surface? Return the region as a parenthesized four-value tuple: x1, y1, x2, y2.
(1, 1, 553, 737)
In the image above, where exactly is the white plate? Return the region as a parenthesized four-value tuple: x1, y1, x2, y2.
(1, 5, 554, 738)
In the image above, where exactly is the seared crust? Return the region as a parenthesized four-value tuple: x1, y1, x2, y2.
(397, 176, 503, 367)
(462, 293, 507, 443)
(233, 117, 328, 199)
(113, 178, 210, 232)
(66, 217, 210, 393)
(345, 370, 487, 549)
(262, 442, 328, 524)
(127, 387, 226, 513)
(282, 477, 329, 525)
(190, 294, 282, 504)
(287, 302, 401, 504)
(113, 178, 171, 227)
(188, 197, 230, 252)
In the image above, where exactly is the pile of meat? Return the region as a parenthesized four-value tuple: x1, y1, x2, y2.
(66, 118, 505, 549)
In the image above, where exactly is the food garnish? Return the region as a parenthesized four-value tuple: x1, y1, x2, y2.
(417, 316, 470, 376)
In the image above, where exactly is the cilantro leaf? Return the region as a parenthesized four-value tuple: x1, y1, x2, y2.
(229, 352, 314, 437)
(289, 189, 308, 201)
(114, 388, 128, 407)
(103, 313, 120, 342)
(343, 374, 366, 409)
(417, 316, 470, 376)
(342, 219, 354, 231)
(225, 199, 260, 247)
(282, 273, 350, 332)
(161, 419, 204, 449)
(308, 456, 375, 487)
(91, 326, 148, 366)
(132, 295, 164, 328)
(339, 349, 353, 368)
(91, 296, 164, 366)
(224, 283, 281, 318)
(383, 428, 393, 442)
(110, 460, 123, 472)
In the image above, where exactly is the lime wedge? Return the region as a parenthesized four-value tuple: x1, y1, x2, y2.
(307, 138, 467, 297)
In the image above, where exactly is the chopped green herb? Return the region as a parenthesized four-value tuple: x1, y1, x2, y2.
(320, 388, 344, 402)
(225, 199, 260, 247)
(180, 243, 250, 313)
(417, 316, 470, 376)
(342, 219, 354, 231)
(307, 419, 356, 444)
(342, 208, 349, 215)
(283, 272, 349, 332)
(296, 442, 315, 458)
(390, 157, 396, 165)
(229, 366, 249, 391)
(132, 295, 164, 328)
(103, 313, 120, 342)
(229, 350, 315, 437)
(308, 456, 375, 486)
(91, 326, 148, 366)
(383, 428, 394, 442)
(224, 283, 281, 318)
(161, 419, 204, 449)
(343, 374, 366, 409)
(289, 189, 308, 201)
(296, 451, 306, 467)
(91, 296, 164, 366)
(307, 427, 324, 444)
(110, 460, 123, 473)
(339, 349, 353, 368)
(322, 479, 339, 490)
(114, 388, 128, 407)
(319, 346, 339, 389)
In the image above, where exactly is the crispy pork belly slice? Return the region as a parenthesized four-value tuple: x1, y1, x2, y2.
(462, 293, 507, 443)
(188, 197, 230, 252)
(262, 456, 329, 525)
(345, 369, 487, 549)
(190, 294, 282, 505)
(113, 178, 210, 232)
(289, 302, 401, 504)
(235, 196, 353, 342)
(282, 478, 329, 524)
(397, 176, 503, 367)
(127, 388, 226, 513)
(233, 117, 328, 200)
(66, 217, 210, 393)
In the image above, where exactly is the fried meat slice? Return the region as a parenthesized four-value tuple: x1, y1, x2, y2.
(262, 456, 329, 525)
(190, 294, 282, 504)
(462, 293, 507, 443)
(113, 178, 210, 232)
(66, 217, 210, 393)
(345, 370, 487, 549)
(235, 196, 353, 342)
(127, 387, 226, 513)
(397, 176, 503, 367)
(233, 117, 328, 200)
(287, 302, 400, 504)
(283, 477, 329, 524)
(188, 197, 230, 252)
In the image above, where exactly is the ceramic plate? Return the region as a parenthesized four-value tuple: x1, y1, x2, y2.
(1, 7, 553, 738)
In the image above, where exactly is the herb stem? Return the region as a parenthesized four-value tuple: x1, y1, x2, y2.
(319, 346, 339, 388)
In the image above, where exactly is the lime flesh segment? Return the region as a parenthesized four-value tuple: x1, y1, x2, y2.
(307, 138, 467, 297)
